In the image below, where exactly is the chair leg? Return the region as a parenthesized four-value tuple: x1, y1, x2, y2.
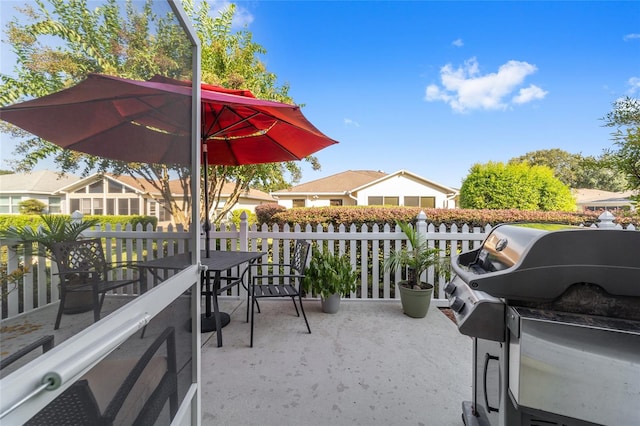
(250, 292, 256, 348)
(298, 294, 311, 334)
(93, 291, 101, 323)
(291, 297, 300, 317)
(54, 290, 65, 330)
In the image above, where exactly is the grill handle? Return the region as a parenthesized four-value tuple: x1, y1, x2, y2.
(483, 353, 500, 413)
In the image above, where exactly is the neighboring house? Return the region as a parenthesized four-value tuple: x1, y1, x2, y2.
(271, 169, 459, 209)
(0, 170, 80, 214)
(573, 188, 636, 212)
(0, 171, 275, 224)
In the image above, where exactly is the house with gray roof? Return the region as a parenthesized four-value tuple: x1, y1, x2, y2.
(0, 170, 81, 214)
(271, 169, 459, 209)
(0, 171, 275, 224)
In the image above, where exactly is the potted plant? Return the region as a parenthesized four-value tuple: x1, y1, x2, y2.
(1, 214, 99, 312)
(303, 247, 358, 314)
(384, 220, 449, 318)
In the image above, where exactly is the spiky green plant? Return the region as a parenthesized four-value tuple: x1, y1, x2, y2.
(0, 214, 99, 258)
(384, 221, 449, 289)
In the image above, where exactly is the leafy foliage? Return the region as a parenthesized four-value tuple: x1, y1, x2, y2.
(18, 199, 46, 214)
(0, 214, 99, 257)
(2, 0, 321, 227)
(383, 221, 448, 290)
(229, 209, 257, 228)
(459, 162, 575, 211)
(509, 149, 628, 192)
(255, 203, 286, 224)
(602, 97, 640, 199)
(0, 214, 157, 232)
(259, 206, 638, 228)
(303, 246, 358, 298)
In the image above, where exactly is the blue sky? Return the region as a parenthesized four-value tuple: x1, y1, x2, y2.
(1, 1, 639, 189)
(231, 0, 640, 188)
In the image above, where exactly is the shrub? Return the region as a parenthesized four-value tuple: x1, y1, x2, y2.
(460, 162, 576, 211)
(229, 209, 257, 227)
(19, 199, 46, 215)
(255, 203, 286, 224)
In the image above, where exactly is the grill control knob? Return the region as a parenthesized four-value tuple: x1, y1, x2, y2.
(444, 282, 457, 296)
(450, 296, 465, 313)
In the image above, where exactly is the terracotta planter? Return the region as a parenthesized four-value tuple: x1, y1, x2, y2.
(398, 282, 434, 318)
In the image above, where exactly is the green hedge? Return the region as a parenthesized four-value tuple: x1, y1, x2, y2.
(0, 214, 158, 232)
(266, 206, 639, 228)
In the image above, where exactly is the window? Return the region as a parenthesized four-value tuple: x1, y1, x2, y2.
(404, 196, 436, 208)
(420, 197, 436, 208)
(158, 200, 171, 222)
(368, 196, 383, 206)
(384, 196, 399, 206)
(70, 199, 80, 213)
(89, 181, 103, 193)
(292, 199, 305, 208)
(0, 196, 10, 213)
(118, 199, 129, 215)
(48, 197, 61, 214)
(106, 199, 115, 215)
(80, 198, 92, 214)
(93, 198, 104, 215)
(130, 198, 139, 215)
(367, 196, 398, 206)
(108, 181, 123, 193)
(330, 199, 343, 206)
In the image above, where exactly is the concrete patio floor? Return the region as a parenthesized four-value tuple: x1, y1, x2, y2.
(1, 297, 472, 425)
(201, 298, 472, 426)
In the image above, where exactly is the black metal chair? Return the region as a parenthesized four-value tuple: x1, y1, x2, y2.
(247, 240, 312, 347)
(25, 326, 178, 426)
(0, 335, 54, 371)
(51, 239, 141, 330)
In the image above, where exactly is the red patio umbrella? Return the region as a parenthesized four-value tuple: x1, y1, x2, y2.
(0, 73, 339, 255)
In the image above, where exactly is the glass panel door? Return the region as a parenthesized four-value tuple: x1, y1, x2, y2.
(0, 1, 201, 424)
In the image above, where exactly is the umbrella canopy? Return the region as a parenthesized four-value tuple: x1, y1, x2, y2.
(0, 73, 338, 166)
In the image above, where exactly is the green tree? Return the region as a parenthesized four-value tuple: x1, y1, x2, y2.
(602, 97, 640, 199)
(509, 149, 627, 191)
(18, 199, 46, 214)
(460, 161, 575, 211)
(1, 0, 319, 226)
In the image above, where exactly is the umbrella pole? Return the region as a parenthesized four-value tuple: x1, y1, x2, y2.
(203, 141, 211, 258)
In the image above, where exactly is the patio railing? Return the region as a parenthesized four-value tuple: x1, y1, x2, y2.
(1, 210, 633, 320)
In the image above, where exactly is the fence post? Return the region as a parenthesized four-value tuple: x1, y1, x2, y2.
(596, 210, 617, 229)
(416, 211, 428, 282)
(239, 211, 249, 251)
(70, 210, 84, 224)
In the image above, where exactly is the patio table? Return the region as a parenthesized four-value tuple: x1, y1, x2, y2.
(137, 250, 264, 347)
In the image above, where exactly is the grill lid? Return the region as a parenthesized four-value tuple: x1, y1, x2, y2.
(453, 224, 640, 302)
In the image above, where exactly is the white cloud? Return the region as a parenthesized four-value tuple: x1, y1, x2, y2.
(344, 118, 360, 127)
(425, 57, 547, 112)
(623, 33, 640, 41)
(210, 1, 254, 28)
(452, 38, 464, 47)
(628, 77, 640, 95)
(513, 85, 548, 104)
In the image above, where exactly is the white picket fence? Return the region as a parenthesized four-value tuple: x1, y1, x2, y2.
(0, 210, 634, 321)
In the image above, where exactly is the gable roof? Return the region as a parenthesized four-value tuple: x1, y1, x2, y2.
(58, 172, 274, 201)
(0, 170, 80, 194)
(271, 169, 458, 195)
(272, 170, 388, 195)
(352, 169, 458, 194)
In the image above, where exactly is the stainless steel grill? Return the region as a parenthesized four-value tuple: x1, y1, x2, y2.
(445, 224, 640, 426)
